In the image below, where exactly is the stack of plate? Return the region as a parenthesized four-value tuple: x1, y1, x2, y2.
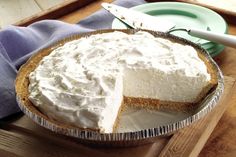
(112, 2, 228, 57)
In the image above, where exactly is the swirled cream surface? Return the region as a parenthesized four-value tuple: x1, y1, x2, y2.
(28, 31, 211, 133)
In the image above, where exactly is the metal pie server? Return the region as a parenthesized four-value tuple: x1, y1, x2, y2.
(102, 3, 236, 49)
(101, 3, 175, 32)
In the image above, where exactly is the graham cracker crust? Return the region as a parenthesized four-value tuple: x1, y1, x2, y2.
(123, 96, 196, 113)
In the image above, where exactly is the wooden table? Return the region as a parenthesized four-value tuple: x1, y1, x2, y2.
(0, 0, 68, 28)
(1, 0, 236, 157)
(198, 26, 236, 157)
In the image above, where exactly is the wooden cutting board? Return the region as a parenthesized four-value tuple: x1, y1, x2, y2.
(0, 76, 235, 157)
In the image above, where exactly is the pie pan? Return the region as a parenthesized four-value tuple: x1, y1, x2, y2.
(15, 29, 224, 146)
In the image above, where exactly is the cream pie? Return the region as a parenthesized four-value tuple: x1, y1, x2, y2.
(18, 31, 217, 133)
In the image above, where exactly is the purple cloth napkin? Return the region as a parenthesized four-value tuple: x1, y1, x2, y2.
(0, 0, 146, 119)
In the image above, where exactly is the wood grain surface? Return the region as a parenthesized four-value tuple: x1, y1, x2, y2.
(0, 0, 41, 28)
(35, 0, 66, 10)
(198, 27, 236, 157)
(14, 0, 96, 27)
(146, 0, 236, 17)
(0, 0, 70, 28)
(59, 0, 113, 24)
(179, 0, 236, 17)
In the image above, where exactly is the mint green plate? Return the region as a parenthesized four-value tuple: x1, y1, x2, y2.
(112, 2, 228, 56)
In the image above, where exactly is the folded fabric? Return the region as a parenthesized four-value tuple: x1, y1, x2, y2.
(0, 0, 146, 119)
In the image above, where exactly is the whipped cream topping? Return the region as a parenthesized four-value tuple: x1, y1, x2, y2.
(28, 31, 211, 133)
